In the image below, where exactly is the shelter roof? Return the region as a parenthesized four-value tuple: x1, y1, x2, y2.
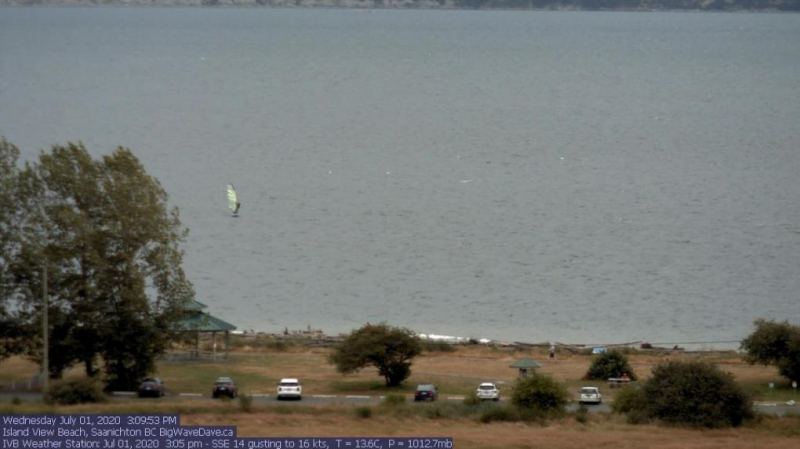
(183, 299, 208, 312)
(510, 358, 542, 369)
(178, 311, 236, 332)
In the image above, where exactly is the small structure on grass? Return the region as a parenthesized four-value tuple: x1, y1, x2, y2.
(510, 358, 542, 378)
(177, 300, 237, 359)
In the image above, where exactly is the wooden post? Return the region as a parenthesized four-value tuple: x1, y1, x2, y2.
(225, 331, 230, 359)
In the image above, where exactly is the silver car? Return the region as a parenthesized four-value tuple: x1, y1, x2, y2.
(579, 386, 602, 404)
(476, 382, 500, 401)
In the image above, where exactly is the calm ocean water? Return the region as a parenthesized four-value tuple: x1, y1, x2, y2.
(1, 7, 799, 347)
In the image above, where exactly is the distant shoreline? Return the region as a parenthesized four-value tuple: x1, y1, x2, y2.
(1, 0, 798, 12)
(228, 328, 743, 352)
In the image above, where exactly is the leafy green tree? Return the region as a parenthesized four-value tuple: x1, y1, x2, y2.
(329, 323, 421, 387)
(585, 350, 637, 381)
(741, 319, 800, 384)
(8, 141, 193, 389)
(510, 372, 568, 417)
(635, 361, 753, 428)
(0, 138, 30, 360)
(0, 139, 19, 285)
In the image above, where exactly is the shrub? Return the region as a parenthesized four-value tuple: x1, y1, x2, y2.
(462, 391, 480, 406)
(238, 394, 253, 412)
(354, 406, 372, 418)
(585, 350, 637, 381)
(511, 373, 568, 417)
(631, 361, 753, 428)
(45, 378, 107, 405)
(382, 393, 406, 406)
(611, 385, 649, 424)
(418, 402, 481, 420)
(610, 385, 645, 415)
(574, 404, 589, 424)
(11, 397, 22, 405)
(479, 405, 519, 423)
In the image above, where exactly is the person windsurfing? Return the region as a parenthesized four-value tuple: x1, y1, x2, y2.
(227, 184, 241, 217)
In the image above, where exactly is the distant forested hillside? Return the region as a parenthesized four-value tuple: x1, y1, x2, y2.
(1, 0, 798, 11)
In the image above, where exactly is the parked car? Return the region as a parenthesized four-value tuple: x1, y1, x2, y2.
(212, 377, 238, 399)
(579, 386, 602, 404)
(414, 384, 438, 402)
(476, 382, 500, 401)
(137, 378, 166, 398)
(276, 378, 302, 400)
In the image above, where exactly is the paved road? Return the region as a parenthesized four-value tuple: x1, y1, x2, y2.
(2, 392, 798, 416)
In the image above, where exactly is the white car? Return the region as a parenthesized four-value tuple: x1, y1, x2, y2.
(579, 386, 602, 404)
(476, 382, 500, 401)
(277, 378, 302, 400)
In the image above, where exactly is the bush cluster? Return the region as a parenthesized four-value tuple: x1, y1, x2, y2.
(511, 373, 568, 417)
(585, 350, 637, 380)
(45, 378, 107, 405)
(615, 361, 753, 428)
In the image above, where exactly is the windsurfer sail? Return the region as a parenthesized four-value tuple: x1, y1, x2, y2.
(227, 184, 241, 216)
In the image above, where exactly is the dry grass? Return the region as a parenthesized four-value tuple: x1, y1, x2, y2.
(1, 355, 797, 449)
(0, 345, 785, 400)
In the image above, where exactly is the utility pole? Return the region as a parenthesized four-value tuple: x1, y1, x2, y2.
(42, 262, 48, 392)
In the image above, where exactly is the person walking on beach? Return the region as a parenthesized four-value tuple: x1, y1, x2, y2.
(549, 343, 556, 360)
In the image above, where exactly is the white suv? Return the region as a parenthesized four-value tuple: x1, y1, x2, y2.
(277, 378, 302, 400)
(579, 386, 602, 404)
(476, 382, 500, 401)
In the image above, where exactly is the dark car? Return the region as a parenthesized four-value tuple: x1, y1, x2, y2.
(414, 384, 438, 402)
(212, 377, 238, 399)
(137, 378, 166, 398)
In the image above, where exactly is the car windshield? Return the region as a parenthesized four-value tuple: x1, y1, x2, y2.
(479, 385, 495, 390)
(417, 385, 435, 391)
(142, 378, 159, 384)
(581, 388, 598, 394)
(280, 382, 299, 387)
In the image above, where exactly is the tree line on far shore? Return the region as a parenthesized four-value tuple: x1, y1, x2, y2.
(0, 0, 798, 11)
(450, 0, 799, 11)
